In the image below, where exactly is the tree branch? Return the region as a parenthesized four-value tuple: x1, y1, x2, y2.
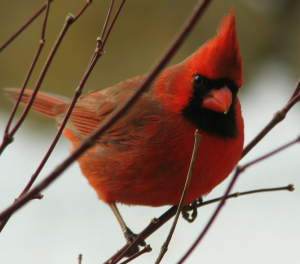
(1, 0, 51, 153)
(241, 77, 300, 159)
(0, 0, 54, 52)
(0, 0, 92, 232)
(155, 131, 201, 264)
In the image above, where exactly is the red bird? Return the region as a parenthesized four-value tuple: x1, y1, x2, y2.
(7, 8, 243, 250)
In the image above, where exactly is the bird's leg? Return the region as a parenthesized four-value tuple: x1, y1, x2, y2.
(109, 203, 146, 257)
(181, 197, 203, 223)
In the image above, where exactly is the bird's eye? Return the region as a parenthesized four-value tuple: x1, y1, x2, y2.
(193, 74, 203, 87)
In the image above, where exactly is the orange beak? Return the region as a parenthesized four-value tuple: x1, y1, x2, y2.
(201, 85, 232, 114)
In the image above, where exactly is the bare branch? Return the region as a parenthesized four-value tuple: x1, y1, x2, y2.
(200, 184, 294, 206)
(74, 0, 92, 21)
(0, 12, 73, 154)
(0, 1, 92, 232)
(78, 254, 82, 264)
(103, 182, 293, 263)
(0, 0, 53, 52)
(155, 131, 201, 264)
(289, 77, 300, 102)
(100, 0, 115, 40)
(1, 0, 51, 152)
(243, 137, 300, 170)
(241, 77, 300, 159)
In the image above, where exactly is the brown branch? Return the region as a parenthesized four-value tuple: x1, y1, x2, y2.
(198, 184, 294, 206)
(0, 1, 92, 232)
(74, 0, 92, 20)
(241, 77, 300, 159)
(104, 183, 293, 264)
(289, 77, 300, 101)
(0, 0, 54, 52)
(100, 0, 115, 40)
(0, 0, 212, 225)
(177, 137, 299, 263)
(1, 0, 51, 153)
(0, 12, 73, 154)
(155, 131, 201, 264)
(75, 0, 125, 95)
(78, 254, 82, 264)
(243, 137, 300, 170)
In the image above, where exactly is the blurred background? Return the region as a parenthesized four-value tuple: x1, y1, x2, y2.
(0, 0, 299, 263)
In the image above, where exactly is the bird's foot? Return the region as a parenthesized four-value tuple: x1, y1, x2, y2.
(123, 227, 146, 257)
(181, 197, 203, 223)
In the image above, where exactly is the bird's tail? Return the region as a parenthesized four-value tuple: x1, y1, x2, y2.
(5, 88, 70, 118)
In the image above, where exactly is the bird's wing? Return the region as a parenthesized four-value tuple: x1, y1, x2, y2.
(55, 74, 163, 145)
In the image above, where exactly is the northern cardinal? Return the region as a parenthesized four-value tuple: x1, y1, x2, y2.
(6, 8, 243, 250)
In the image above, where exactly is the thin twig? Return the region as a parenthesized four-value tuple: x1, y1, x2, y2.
(74, 0, 122, 98)
(19, 2, 91, 196)
(16, 0, 119, 204)
(101, 0, 125, 50)
(40, 0, 51, 40)
(0, 0, 51, 231)
(84, 0, 116, 71)
(243, 137, 300, 170)
(1, 0, 51, 153)
(0, 0, 212, 224)
(289, 77, 300, 101)
(241, 77, 300, 159)
(199, 184, 294, 206)
(78, 254, 82, 264)
(177, 137, 299, 263)
(28, 0, 116, 191)
(100, 0, 115, 40)
(0, 1, 92, 232)
(0, 14, 74, 155)
(155, 131, 201, 264)
(0, 0, 54, 52)
(74, 1, 92, 20)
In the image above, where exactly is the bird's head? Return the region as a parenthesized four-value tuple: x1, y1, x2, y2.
(154, 8, 243, 138)
(184, 7, 242, 112)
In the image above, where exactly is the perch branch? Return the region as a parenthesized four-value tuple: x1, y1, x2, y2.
(104, 183, 293, 263)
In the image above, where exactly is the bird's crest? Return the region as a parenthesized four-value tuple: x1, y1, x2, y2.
(188, 7, 243, 87)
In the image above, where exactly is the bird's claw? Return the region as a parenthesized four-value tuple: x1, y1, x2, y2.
(123, 227, 146, 257)
(182, 197, 203, 223)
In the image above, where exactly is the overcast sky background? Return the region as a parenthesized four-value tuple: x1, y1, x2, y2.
(0, 1, 299, 263)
